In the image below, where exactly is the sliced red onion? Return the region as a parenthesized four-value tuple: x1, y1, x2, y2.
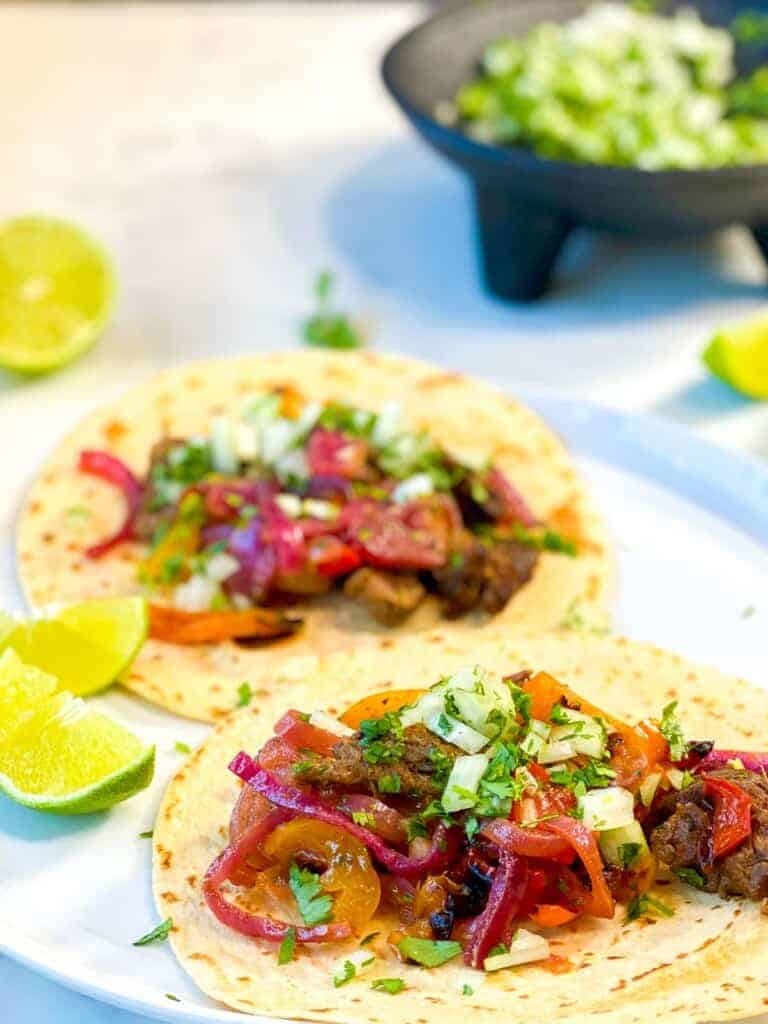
(463, 849, 528, 968)
(78, 450, 143, 558)
(203, 807, 352, 944)
(696, 750, 768, 774)
(225, 518, 277, 600)
(229, 752, 459, 878)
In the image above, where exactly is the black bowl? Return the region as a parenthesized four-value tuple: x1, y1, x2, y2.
(382, 0, 768, 300)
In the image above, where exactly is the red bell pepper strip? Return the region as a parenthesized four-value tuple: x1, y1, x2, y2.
(705, 776, 752, 858)
(79, 450, 143, 558)
(480, 819, 573, 862)
(541, 816, 615, 919)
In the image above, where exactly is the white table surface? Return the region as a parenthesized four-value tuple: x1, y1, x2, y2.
(2, 2, 768, 1020)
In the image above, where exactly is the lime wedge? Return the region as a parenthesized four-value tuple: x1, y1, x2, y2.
(0, 215, 116, 374)
(0, 649, 58, 746)
(703, 313, 768, 399)
(1, 597, 148, 697)
(0, 654, 154, 814)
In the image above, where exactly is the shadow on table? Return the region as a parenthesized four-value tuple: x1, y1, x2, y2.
(324, 138, 766, 329)
(0, 795, 103, 840)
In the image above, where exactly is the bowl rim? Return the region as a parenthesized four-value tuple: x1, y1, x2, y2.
(380, 0, 768, 185)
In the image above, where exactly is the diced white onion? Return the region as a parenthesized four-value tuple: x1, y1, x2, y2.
(549, 708, 607, 760)
(231, 593, 251, 611)
(578, 786, 635, 831)
(442, 753, 490, 813)
(639, 771, 662, 807)
(520, 719, 550, 759)
(371, 401, 404, 447)
(425, 711, 488, 754)
(302, 498, 339, 521)
(234, 423, 259, 461)
(173, 574, 219, 612)
(210, 415, 238, 475)
(275, 493, 303, 518)
(666, 767, 685, 791)
(308, 709, 355, 737)
(274, 448, 309, 483)
(392, 473, 435, 504)
(483, 929, 550, 972)
(598, 819, 650, 867)
(205, 552, 239, 583)
(260, 420, 298, 465)
(537, 739, 576, 764)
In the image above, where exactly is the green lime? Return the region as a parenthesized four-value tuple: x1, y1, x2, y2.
(0, 649, 59, 746)
(703, 313, 768, 399)
(1, 597, 148, 697)
(0, 694, 155, 815)
(0, 215, 116, 374)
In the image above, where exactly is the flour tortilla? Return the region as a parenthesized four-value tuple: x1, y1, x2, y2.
(153, 627, 768, 1024)
(18, 350, 610, 722)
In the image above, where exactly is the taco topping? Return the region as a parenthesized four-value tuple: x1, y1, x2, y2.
(201, 664, 768, 975)
(79, 395, 578, 643)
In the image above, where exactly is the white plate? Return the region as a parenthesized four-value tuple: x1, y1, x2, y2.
(1, 391, 768, 1024)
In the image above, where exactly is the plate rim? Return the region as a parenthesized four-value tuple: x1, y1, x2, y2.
(3, 385, 768, 1023)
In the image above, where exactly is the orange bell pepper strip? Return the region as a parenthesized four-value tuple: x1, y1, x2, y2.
(529, 904, 579, 928)
(148, 604, 302, 645)
(340, 689, 426, 730)
(522, 672, 668, 789)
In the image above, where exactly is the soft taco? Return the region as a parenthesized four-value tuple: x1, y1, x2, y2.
(18, 351, 609, 722)
(154, 628, 768, 1024)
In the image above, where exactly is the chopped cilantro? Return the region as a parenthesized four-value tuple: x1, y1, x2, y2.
(371, 978, 405, 995)
(174, 741, 192, 755)
(133, 918, 173, 946)
(360, 932, 380, 946)
(487, 943, 508, 957)
(278, 927, 296, 965)
(302, 271, 365, 350)
(617, 842, 642, 868)
(473, 742, 526, 818)
(465, 815, 480, 840)
(450, 551, 465, 569)
(742, 605, 756, 619)
(510, 685, 531, 724)
(398, 937, 462, 968)
(65, 504, 91, 520)
(428, 747, 454, 787)
(319, 401, 376, 437)
(675, 867, 705, 889)
(289, 863, 333, 926)
(334, 959, 358, 987)
(237, 682, 253, 708)
(660, 701, 688, 761)
(512, 523, 578, 557)
(549, 759, 616, 796)
(359, 713, 405, 765)
(462, 983, 474, 996)
(625, 894, 674, 923)
(159, 553, 186, 584)
(138, 830, 154, 839)
(377, 773, 402, 794)
(165, 994, 180, 1002)
(351, 810, 377, 828)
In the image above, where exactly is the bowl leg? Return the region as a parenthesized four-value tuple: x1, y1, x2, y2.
(472, 184, 571, 301)
(750, 225, 768, 274)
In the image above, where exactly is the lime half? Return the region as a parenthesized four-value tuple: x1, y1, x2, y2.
(1, 597, 148, 697)
(0, 215, 116, 374)
(703, 312, 768, 399)
(0, 649, 154, 814)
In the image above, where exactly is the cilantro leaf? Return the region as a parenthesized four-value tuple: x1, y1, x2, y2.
(371, 978, 405, 995)
(302, 272, 364, 350)
(174, 741, 192, 755)
(377, 773, 402, 794)
(487, 942, 508, 957)
(462, 983, 474, 996)
(617, 842, 642, 868)
(625, 894, 674, 923)
(138, 830, 154, 839)
(660, 701, 688, 761)
(133, 918, 173, 946)
(361, 932, 379, 946)
(289, 863, 333, 926)
(398, 937, 462, 968)
(278, 926, 296, 965)
(675, 867, 705, 889)
(237, 682, 253, 708)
